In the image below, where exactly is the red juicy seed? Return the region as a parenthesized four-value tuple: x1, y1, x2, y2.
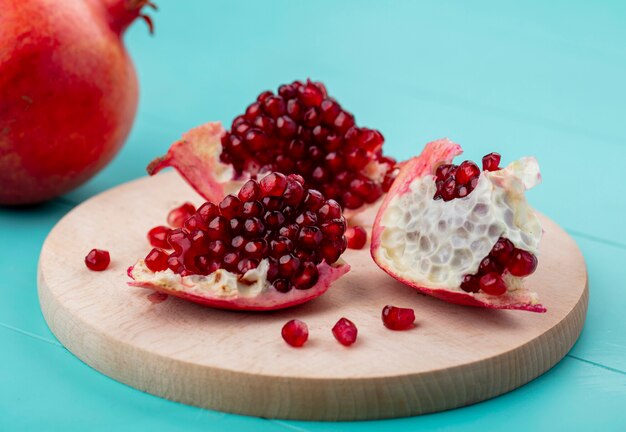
(345, 226, 367, 249)
(244, 129, 269, 151)
(194, 255, 218, 275)
(319, 239, 345, 264)
(196, 202, 219, 223)
(167, 228, 191, 254)
(482, 152, 502, 171)
(286, 98, 303, 120)
(85, 248, 110, 271)
(507, 249, 538, 277)
(276, 155, 295, 172)
(318, 200, 342, 220)
(455, 161, 480, 185)
(479, 272, 507, 296)
(276, 115, 297, 138)
(479, 256, 502, 275)
(253, 116, 275, 134)
(283, 180, 305, 205)
(491, 237, 515, 266)
(342, 191, 363, 209)
(312, 125, 328, 143)
(264, 211, 286, 228)
(243, 217, 265, 237)
(230, 218, 243, 234)
(219, 195, 242, 218)
(270, 237, 294, 258)
(298, 81, 324, 106)
(147, 226, 171, 249)
(460, 274, 480, 293)
(231, 235, 246, 250)
(358, 129, 384, 152)
(325, 152, 343, 171)
(245, 102, 262, 120)
(303, 107, 321, 127)
(332, 317, 358, 346)
(278, 254, 301, 277)
(208, 240, 226, 258)
(260, 172, 287, 196)
(145, 248, 169, 272)
(281, 319, 308, 347)
(207, 216, 230, 240)
(333, 111, 355, 132)
(261, 196, 283, 211)
(287, 173, 305, 184)
(298, 226, 323, 249)
(183, 214, 204, 231)
(278, 224, 299, 240)
(324, 133, 343, 151)
(303, 189, 324, 211)
(167, 202, 196, 228)
(320, 99, 341, 123)
(237, 258, 259, 274)
(222, 252, 240, 272)
(263, 96, 286, 118)
(441, 177, 456, 201)
(295, 211, 318, 226)
(257, 90, 273, 103)
(382, 305, 415, 330)
(350, 177, 375, 198)
(242, 200, 263, 217)
(292, 262, 319, 289)
(272, 278, 292, 293)
(345, 148, 368, 170)
(167, 256, 185, 274)
(238, 180, 261, 201)
(321, 219, 347, 238)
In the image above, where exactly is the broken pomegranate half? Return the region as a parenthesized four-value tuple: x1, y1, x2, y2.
(371, 139, 545, 312)
(128, 173, 350, 311)
(147, 80, 398, 212)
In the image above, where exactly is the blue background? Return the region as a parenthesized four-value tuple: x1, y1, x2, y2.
(2, 1, 626, 430)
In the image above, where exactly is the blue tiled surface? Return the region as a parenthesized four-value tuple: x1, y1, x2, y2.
(2, 1, 625, 430)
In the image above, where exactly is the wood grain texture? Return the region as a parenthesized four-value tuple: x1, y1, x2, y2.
(38, 171, 588, 421)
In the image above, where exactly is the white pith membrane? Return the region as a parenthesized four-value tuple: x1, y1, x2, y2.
(148, 122, 394, 215)
(129, 254, 350, 311)
(373, 148, 544, 310)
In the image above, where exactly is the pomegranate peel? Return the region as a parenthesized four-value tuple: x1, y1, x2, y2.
(371, 139, 545, 312)
(128, 259, 349, 311)
(147, 122, 235, 204)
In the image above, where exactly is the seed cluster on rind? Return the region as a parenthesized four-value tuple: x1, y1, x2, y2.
(144, 173, 348, 294)
(219, 79, 397, 209)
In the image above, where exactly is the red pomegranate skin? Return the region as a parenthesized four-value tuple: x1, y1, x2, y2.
(0, 0, 150, 205)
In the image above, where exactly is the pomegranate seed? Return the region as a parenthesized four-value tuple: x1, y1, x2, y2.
(270, 237, 294, 258)
(208, 240, 226, 258)
(260, 172, 287, 196)
(455, 161, 480, 185)
(320, 99, 341, 123)
(242, 200, 263, 217)
(304, 189, 324, 211)
(302, 107, 321, 127)
(238, 180, 261, 202)
(321, 219, 347, 238)
(507, 249, 538, 277)
(279, 223, 299, 240)
(298, 81, 324, 106)
(230, 217, 243, 234)
(283, 180, 305, 205)
(382, 305, 415, 330)
(460, 274, 480, 293)
(264, 210, 286, 228)
(272, 278, 292, 293)
(479, 272, 507, 295)
(263, 96, 286, 118)
(286, 98, 303, 120)
(345, 148, 368, 170)
(491, 237, 515, 266)
(295, 211, 318, 226)
(319, 239, 344, 264)
(147, 225, 171, 249)
(482, 152, 501, 171)
(167, 202, 196, 228)
(243, 217, 265, 237)
(345, 226, 367, 249)
(318, 200, 341, 220)
(85, 248, 110, 271)
(332, 317, 358, 346)
(196, 202, 219, 223)
(333, 111, 355, 132)
(207, 216, 230, 240)
(342, 191, 363, 209)
(145, 248, 169, 272)
(298, 226, 323, 249)
(292, 262, 319, 289)
(257, 90, 273, 102)
(222, 252, 240, 272)
(479, 256, 502, 275)
(231, 235, 246, 250)
(278, 254, 301, 277)
(244, 239, 267, 259)
(219, 195, 242, 218)
(237, 258, 259, 274)
(276, 115, 297, 138)
(281, 319, 309, 347)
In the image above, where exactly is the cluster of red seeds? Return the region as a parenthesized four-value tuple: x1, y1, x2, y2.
(144, 173, 347, 293)
(219, 80, 397, 209)
(434, 152, 501, 201)
(461, 237, 539, 296)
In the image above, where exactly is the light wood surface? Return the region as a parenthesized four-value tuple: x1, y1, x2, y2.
(38, 171, 588, 421)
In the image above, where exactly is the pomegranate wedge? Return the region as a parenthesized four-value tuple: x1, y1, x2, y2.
(371, 139, 545, 312)
(129, 173, 350, 310)
(147, 80, 398, 213)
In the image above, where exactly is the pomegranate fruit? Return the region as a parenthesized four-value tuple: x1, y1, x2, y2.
(382, 305, 415, 330)
(0, 0, 155, 205)
(282, 319, 309, 347)
(345, 226, 367, 249)
(85, 248, 110, 271)
(128, 173, 350, 310)
(147, 80, 398, 212)
(332, 317, 358, 346)
(371, 139, 546, 312)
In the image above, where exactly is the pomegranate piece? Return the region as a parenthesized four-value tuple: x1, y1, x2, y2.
(382, 305, 415, 330)
(85, 249, 110, 271)
(281, 319, 309, 347)
(167, 202, 196, 228)
(147, 80, 398, 214)
(371, 139, 546, 312)
(147, 225, 171, 249)
(332, 317, 358, 346)
(345, 226, 367, 249)
(129, 173, 350, 311)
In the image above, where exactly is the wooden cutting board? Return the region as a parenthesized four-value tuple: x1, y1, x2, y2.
(38, 171, 588, 421)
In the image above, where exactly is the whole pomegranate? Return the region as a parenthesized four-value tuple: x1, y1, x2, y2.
(0, 0, 155, 205)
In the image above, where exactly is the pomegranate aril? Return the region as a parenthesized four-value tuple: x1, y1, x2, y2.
(85, 248, 110, 271)
(320, 99, 341, 123)
(286, 98, 303, 120)
(245, 102, 262, 119)
(460, 274, 480, 293)
(257, 90, 273, 103)
(455, 161, 480, 185)
(304, 189, 324, 211)
(332, 317, 358, 346)
(318, 199, 342, 220)
(167, 202, 196, 228)
(482, 152, 501, 171)
(479, 272, 507, 296)
(238, 180, 261, 202)
(382, 305, 415, 331)
(230, 217, 243, 234)
(281, 319, 308, 347)
(167, 256, 185, 274)
(441, 177, 456, 201)
(263, 96, 286, 118)
(295, 211, 318, 226)
(243, 217, 265, 237)
(167, 229, 191, 254)
(278, 254, 301, 277)
(222, 252, 240, 272)
(219, 195, 242, 218)
(260, 172, 287, 196)
(298, 226, 323, 249)
(144, 248, 170, 273)
(270, 237, 294, 258)
(302, 107, 320, 127)
(242, 200, 263, 217)
(237, 258, 259, 274)
(292, 262, 319, 290)
(283, 180, 304, 205)
(207, 216, 230, 240)
(272, 278, 292, 293)
(333, 110, 355, 132)
(279, 224, 299, 240)
(507, 249, 538, 277)
(491, 237, 515, 266)
(342, 191, 363, 209)
(208, 240, 226, 258)
(319, 240, 343, 264)
(197, 202, 219, 223)
(147, 226, 171, 249)
(479, 256, 502, 275)
(261, 196, 283, 211)
(244, 239, 267, 259)
(298, 81, 324, 106)
(321, 219, 346, 238)
(345, 226, 367, 249)
(345, 148, 368, 170)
